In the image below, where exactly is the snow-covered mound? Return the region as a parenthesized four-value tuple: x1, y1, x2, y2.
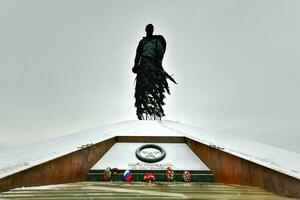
(0, 120, 299, 180)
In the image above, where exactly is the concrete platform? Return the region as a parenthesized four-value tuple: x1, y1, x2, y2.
(91, 143, 209, 171)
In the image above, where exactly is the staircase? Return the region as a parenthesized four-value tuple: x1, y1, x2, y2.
(0, 182, 293, 200)
(86, 169, 214, 182)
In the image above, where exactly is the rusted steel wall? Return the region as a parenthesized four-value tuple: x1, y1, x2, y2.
(187, 138, 300, 198)
(117, 136, 185, 143)
(0, 137, 116, 192)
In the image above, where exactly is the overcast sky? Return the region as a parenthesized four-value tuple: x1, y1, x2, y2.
(0, 0, 299, 153)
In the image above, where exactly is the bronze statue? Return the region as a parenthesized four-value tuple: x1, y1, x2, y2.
(133, 24, 176, 120)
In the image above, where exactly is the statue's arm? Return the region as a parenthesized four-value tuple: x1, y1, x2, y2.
(161, 36, 166, 53)
(156, 35, 167, 65)
(133, 40, 143, 73)
(134, 40, 143, 67)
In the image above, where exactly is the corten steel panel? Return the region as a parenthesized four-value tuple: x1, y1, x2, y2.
(187, 138, 300, 199)
(0, 137, 116, 192)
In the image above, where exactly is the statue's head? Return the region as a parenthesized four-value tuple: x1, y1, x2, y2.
(145, 24, 154, 36)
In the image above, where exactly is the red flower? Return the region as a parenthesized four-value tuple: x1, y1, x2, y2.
(103, 174, 110, 181)
(183, 170, 192, 182)
(143, 172, 155, 182)
(165, 167, 175, 182)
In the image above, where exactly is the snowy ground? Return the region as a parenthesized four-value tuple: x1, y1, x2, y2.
(0, 120, 299, 180)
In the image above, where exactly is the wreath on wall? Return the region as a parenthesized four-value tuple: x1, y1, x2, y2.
(135, 144, 166, 163)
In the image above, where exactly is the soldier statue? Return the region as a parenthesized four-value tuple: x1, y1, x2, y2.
(132, 24, 176, 120)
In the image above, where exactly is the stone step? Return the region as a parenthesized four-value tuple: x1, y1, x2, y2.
(86, 170, 214, 182)
(0, 182, 294, 200)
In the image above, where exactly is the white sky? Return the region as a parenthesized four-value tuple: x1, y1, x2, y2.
(0, 0, 299, 153)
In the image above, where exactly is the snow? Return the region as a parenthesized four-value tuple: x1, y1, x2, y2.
(0, 120, 299, 180)
(91, 143, 209, 171)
